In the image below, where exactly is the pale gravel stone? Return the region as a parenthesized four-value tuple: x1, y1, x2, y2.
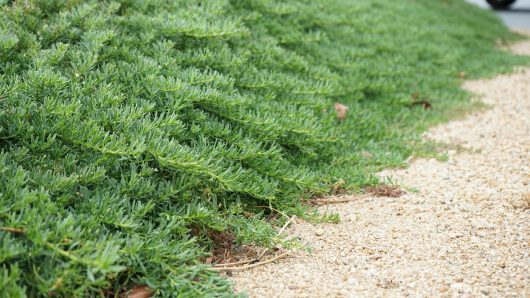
(231, 32, 530, 297)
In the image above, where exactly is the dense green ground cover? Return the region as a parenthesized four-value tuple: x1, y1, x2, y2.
(0, 0, 527, 296)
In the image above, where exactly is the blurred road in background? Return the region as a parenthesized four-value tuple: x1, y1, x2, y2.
(466, 0, 530, 29)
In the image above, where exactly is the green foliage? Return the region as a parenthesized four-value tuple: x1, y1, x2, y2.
(0, 0, 527, 296)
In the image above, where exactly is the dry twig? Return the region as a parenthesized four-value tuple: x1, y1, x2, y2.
(310, 194, 371, 205)
(214, 259, 258, 268)
(211, 251, 291, 271)
(0, 226, 25, 234)
(257, 215, 296, 260)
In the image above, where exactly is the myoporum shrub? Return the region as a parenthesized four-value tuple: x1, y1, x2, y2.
(0, 0, 527, 296)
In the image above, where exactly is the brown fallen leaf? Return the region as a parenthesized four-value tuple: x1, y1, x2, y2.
(409, 92, 432, 110)
(127, 286, 152, 298)
(334, 102, 349, 120)
(409, 100, 432, 110)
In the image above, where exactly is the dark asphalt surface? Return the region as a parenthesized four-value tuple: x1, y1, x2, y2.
(466, 0, 530, 29)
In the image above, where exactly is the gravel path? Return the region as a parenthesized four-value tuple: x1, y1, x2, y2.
(231, 33, 530, 297)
